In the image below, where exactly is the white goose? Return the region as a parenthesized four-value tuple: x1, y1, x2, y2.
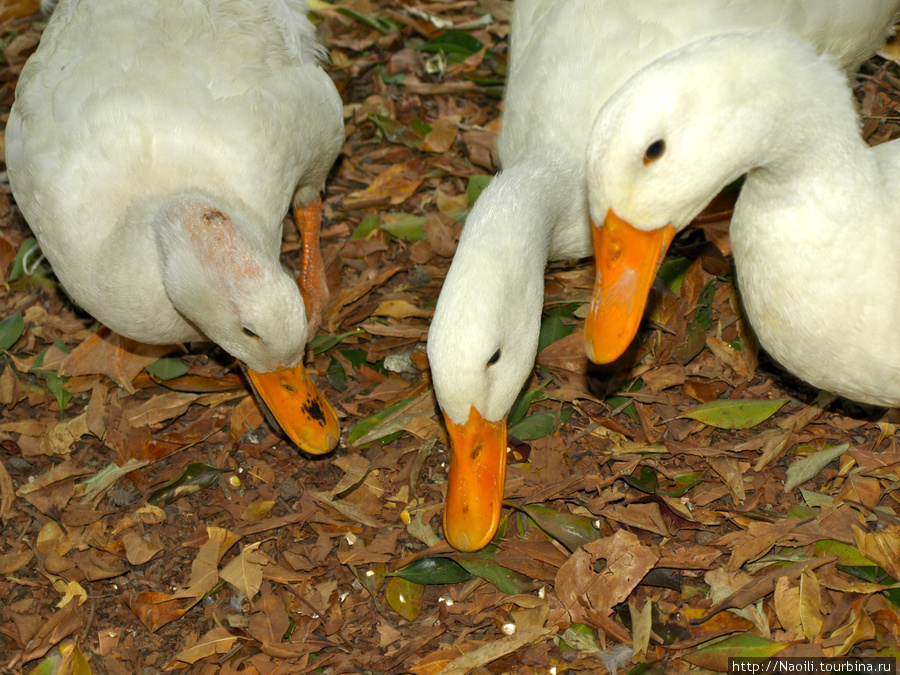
(586, 29, 900, 407)
(7, 0, 344, 453)
(426, 0, 900, 552)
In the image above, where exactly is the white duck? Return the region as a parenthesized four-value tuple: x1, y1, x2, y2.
(427, 0, 900, 552)
(586, 29, 900, 407)
(6, 0, 344, 453)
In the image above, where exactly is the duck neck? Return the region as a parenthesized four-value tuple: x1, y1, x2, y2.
(732, 76, 880, 252)
(429, 156, 582, 424)
(466, 155, 586, 262)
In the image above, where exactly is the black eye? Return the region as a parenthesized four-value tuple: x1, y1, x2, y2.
(242, 327, 259, 339)
(487, 349, 501, 367)
(643, 139, 665, 165)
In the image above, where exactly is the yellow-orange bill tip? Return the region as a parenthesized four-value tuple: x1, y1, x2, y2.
(585, 209, 676, 364)
(247, 363, 339, 455)
(442, 406, 507, 552)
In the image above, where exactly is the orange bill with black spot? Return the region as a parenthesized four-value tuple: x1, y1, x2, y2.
(442, 406, 507, 552)
(585, 209, 677, 364)
(247, 363, 339, 455)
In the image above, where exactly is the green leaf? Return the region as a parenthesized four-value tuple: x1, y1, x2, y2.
(385, 557, 473, 585)
(799, 488, 833, 508)
(146, 357, 190, 381)
(449, 546, 536, 594)
(308, 327, 365, 355)
(673, 279, 715, 363)
(657, 257, 692, 294)
(658, 471, 704, 498)
(814, 540, 878, 567)
(27, 651, 64, 675)
(678, 398, 789, 429)
(377, 65, 405, 84)
(9, 237, 41, 282)
(694, 280, 715, 329)
(0, 312, 25, 352)
(417, 31, 484, 64)
(559, 623, 600, 653)
(784, 442, 850, 492)
(508, 379, 550, 428)
(325, 357, 346, 393)
(607, 379, 643, 420)
(335, 6, 395, 33)
(347, 397, 416, 446)
(507, 408, 573, 441)
(622, 466, 659, 494)
(511, 503, 601, 552)
(466, 175, 492, 206)
(379, 213, 428, 242)
(368, 113, 427, 149)
(147, 463, 222, 506)
(625, 663, 665, 675)
(834, 566, 900, 606)
(340, 348, 386, 374)
(409, 118, 432, 137)
(39, 370, 74, 415)
(538, 308, 574, 352)
(350, 214, 381, 240)
(683, 634, 787, 671)
(385, 576, 423, 621)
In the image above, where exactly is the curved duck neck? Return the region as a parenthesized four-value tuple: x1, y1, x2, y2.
(461, 154, 585, 264)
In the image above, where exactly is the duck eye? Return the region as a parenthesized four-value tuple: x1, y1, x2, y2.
(487, 349, 501, 367)
(643, 139, 665, 165)
(242, 327, 259, 339)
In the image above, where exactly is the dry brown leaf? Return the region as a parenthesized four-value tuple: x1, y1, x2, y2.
(0, 456, 14, 522)
(172, 626, 239, 664)
(436, 626, 555, 675)
(799, 568, 824, 641)
(171, 527, 230, 600)
(220, 541, 267, 599)
(248, 583, 290, 645)
(20, 602, 81, 663)
(60, 329, 174, 394)
(629, 598, 652, 662)
(0, 549, 32, 574)
(774, 576, 801, 638)
(422, 118, 459, 153)
(371, 299, 432, 319)
(122, 531, 163, 566)
(707, 456, 746, 503)
(345, 160, 425, 208)
(129, 592, 189, 633)
(0, 363, 19, 406)
(39, 413, 90, 456)
(555, 530, 659, 621)
(123, 392, 199, 427)
(229, 394, 263, 443)
(826, 602, 876, 657)
(852, 524, 900, 579)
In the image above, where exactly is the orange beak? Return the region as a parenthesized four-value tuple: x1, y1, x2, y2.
(585, 209, 677, 364)
(247, 363, 339, 455)
(442, 406, 507, 552)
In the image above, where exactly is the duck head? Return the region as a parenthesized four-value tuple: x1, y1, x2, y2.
(583, 32, 790, 364)
(428, 188, 544, 551)
(156, 196, 339, 454)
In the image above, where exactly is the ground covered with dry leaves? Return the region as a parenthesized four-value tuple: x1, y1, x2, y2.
(1, 1, 900, 673)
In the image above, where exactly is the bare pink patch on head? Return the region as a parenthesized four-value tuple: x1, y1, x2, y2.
(186, 204, 267, 282)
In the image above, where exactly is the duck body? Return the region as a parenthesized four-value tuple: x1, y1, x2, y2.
(428, 0, 900, 551)
(7, 0, 344, 452)
(587, 29, 900, 407)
